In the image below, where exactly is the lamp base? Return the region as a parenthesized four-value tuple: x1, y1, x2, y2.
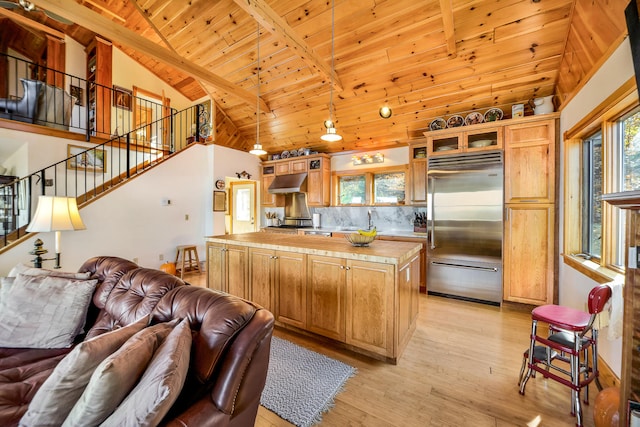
(29, 239, 59, 268)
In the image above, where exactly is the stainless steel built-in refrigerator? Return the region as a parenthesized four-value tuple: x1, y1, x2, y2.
(427, 151, 503, 305)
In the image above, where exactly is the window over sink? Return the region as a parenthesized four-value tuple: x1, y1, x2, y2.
(333, 165, 407, 206)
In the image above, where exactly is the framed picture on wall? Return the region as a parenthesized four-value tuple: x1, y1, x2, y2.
(213, 191, 226, 212)
(113, 85, 132, 110)
(67, 144, 106, 173)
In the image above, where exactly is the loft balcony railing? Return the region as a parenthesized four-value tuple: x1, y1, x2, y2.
(0, 52, 211, 145)
(0, 53, 213, 250)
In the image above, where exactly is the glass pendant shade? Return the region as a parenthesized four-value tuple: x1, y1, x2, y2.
(321, 126, 342, 142)
(249, 143, 267, 155)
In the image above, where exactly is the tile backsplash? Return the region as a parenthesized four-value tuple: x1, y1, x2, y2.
(263, 206, 427, 230)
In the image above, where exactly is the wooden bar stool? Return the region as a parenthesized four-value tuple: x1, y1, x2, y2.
(174, 245, 201, 279)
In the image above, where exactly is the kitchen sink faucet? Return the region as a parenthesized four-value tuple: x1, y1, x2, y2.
(367, 210, 373, 230)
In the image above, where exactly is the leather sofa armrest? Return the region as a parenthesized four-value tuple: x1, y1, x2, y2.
(163, 308, 273, 427)
(162, 399, 230, 427)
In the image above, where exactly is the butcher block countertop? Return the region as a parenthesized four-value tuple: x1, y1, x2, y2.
(205, 232, 421, 265)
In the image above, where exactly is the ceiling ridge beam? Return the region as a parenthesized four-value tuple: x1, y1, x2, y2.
(35, 0, 270, 113)
(233, 0, 343, 92)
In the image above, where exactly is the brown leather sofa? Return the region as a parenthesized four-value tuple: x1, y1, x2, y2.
(0, 256, 274, 426)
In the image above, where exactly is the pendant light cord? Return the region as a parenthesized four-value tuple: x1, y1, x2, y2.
(329, 0, 335, 124)
(256, 23, 260, 143)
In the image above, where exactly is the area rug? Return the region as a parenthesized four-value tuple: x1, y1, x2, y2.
(260, 336, 357, 427)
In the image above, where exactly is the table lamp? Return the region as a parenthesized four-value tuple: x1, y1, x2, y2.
(26, 196, 86, 269)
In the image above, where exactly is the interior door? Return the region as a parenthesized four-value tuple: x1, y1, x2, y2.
(133, 86, 169, 150)
(230, 181, 257, 234)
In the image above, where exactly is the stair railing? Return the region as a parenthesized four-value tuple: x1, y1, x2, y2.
(0, 103, 206, 250)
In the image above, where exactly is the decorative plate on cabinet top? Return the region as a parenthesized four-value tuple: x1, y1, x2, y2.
(484, 108, 503, 122)
(446, 115, 464, 128)
(281, 150, 290, 159)
(289, 149, 298, 157)
(429, 117, 447, 131)
(465, 111, 484, 126)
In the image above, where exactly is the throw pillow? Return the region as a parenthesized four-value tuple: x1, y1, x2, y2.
(0, 274, 97, 348)
(101, 318, 192, 427)
(8, 262, 91, 279)
(62, 320, 179, 427)
(19, 315, 150, 427)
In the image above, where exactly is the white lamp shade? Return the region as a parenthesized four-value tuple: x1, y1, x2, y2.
(26, 196, 86, 232)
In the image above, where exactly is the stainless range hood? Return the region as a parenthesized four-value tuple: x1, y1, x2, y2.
(268, 172, 307, 194)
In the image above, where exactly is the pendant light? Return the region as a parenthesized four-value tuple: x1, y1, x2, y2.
(250, 24, 267, 156)
(321, 0, 342, 142)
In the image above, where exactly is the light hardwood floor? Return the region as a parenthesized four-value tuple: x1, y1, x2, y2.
(183, 271, 596, 427)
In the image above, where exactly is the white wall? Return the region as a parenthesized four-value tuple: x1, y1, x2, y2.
(0, 143, 214, 275)
(111, 48, 192, 112)
(331, 147, 408, 171)
(558, 38, 635, 377)
(211, 145, 261, 235)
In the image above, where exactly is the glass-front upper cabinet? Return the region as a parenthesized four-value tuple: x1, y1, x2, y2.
(425, 126, 503, 156)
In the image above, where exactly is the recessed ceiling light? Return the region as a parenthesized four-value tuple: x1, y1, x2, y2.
(379, 106, 392, 119)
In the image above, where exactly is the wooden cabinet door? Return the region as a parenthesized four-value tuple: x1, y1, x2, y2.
(276, 251, 307, 328)
(275, 162, 291, 175)
(503, 204, 555, 305)
(505, 119, 556, 203)
(261, 174, 276, 206)
(345, 259, 394, 356)
(249, 248, 275, 312)
(206, 242, 226, 292)
(307, 255, 346, 341)
(290, 159, 307, 173)
(306, 157, 330, 206)
(226, 244, 248, 299)
(409, 159, 426, 205)
(307, 169, 323, 206)
(427, 133, 463, 156)
(397, 254, 420, 352)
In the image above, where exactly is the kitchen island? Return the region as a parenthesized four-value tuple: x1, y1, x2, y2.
(205, 232, 422, 363)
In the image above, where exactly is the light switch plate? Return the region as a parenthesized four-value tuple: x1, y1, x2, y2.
(629, 246, 638, 269)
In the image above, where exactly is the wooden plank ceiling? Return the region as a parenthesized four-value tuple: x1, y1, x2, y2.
(2, 0, 631, 155)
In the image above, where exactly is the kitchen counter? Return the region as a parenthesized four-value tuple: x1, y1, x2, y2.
(207, 232, 422, 265)
(205, 232, 422, 363)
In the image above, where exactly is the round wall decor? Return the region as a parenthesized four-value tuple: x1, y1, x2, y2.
(215, 179, 225, 190)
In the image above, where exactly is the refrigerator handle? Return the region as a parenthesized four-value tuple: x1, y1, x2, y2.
(429, 176, 436, 250)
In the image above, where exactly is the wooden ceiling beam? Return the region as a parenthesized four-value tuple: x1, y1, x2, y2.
(233, 0, 343, 92)
(439, 0, 456, 57)
(34, 0, 270, 113)
(0, 7, 64, 39)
